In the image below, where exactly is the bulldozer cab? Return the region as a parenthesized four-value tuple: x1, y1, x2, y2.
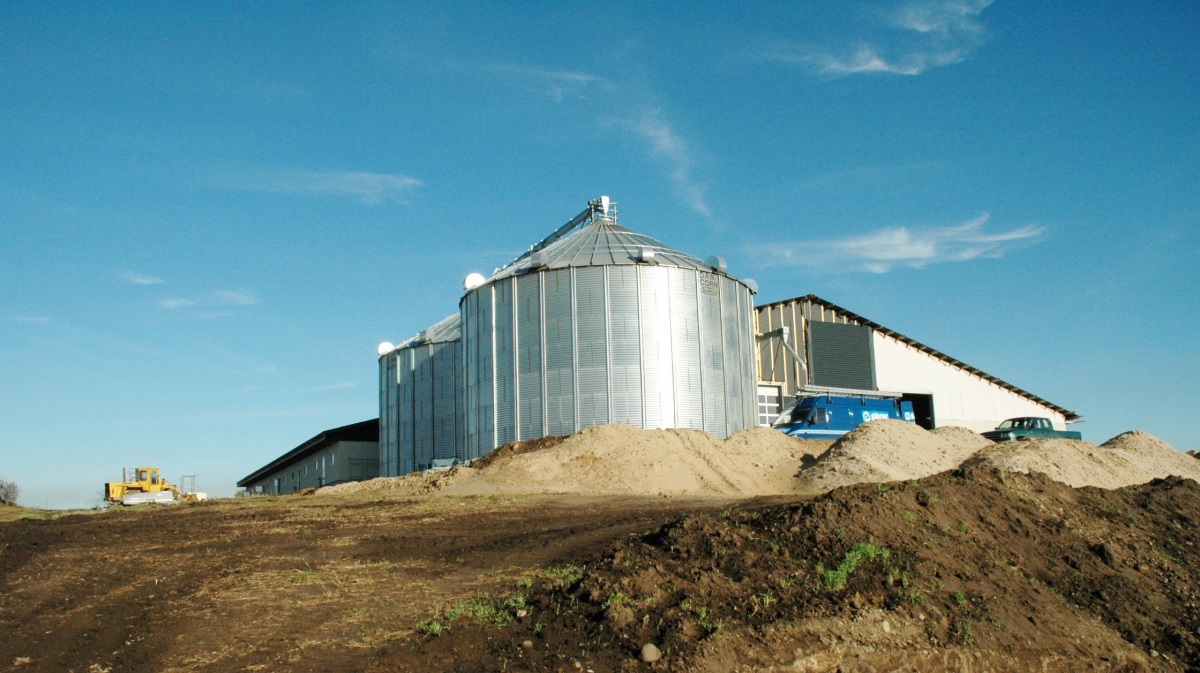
(121, 467, 169, 493)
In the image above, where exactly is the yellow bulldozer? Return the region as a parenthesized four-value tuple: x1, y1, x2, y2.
(104, 467, 207, 505)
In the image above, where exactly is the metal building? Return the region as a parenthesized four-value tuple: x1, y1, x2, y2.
(460, 197, 759, 459)
(378, 313, 463, 476)
(237, 419, 379, 494)
(755, 295, 1080, 432)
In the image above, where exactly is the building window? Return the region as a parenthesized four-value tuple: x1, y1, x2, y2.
(757, 385, 782, 426)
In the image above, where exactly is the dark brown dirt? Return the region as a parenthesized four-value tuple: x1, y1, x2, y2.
(2, 468, 1199, 673)
(470, 435, 570, 470)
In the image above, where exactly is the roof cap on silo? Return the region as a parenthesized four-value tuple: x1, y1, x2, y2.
(484, 196, 744, 283)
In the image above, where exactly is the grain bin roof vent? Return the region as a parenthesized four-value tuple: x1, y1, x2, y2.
(483, 196, 730, 284)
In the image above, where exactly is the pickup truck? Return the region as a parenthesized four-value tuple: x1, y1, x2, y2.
(982, 417, 1082, 442)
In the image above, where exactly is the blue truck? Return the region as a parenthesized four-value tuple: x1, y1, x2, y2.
(773, 394, 916, 440)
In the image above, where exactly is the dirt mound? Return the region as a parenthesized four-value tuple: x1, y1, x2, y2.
(317, 466, 477, 496)
(794, 420, 985, 495)
(396, 468, 1200, 671)
(1101, 430, 1200, 482)
(964, 430, 1200, 490)
(440, 424, 828, 498)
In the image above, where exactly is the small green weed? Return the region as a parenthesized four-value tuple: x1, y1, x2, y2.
(823, 542, 890, 591)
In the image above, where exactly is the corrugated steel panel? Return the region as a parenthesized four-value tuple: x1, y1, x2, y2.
(493, 281, 515, 447)
(722, 276, 746, 435)
(516, 273, 543, 441)
(640, 266, 675, 428)
(544, 269, 575, 436)
(575, 266, 610, 429)
(608, 266, 643, 426)
(460, 214, 761, 456)
(670, 268, 704, 430)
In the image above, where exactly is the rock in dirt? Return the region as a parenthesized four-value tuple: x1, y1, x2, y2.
(640, 642, 662, 662)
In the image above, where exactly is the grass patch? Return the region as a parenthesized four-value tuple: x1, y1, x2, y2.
(823, 542, 891, 591)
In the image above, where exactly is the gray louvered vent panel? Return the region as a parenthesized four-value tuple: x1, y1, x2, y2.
(808, 320, 876, 390)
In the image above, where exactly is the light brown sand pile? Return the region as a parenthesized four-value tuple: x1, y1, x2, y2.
(1101, 431, 1200, 482)
(318, 422, 1194, 500)
(316, 467, 477, 497)
(964, 438, 1150, 489)
(963, 430, 1200, 489)
(793, 420, 987, 495)
(438, 424, 828, 498)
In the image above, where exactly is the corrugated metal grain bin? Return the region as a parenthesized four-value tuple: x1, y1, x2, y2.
(378, 313, 463, 476)
(461, 209, 758, 459)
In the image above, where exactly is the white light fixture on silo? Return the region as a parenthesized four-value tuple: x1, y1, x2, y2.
(463, 272, 486, 291)
(377, 341, 395, 356)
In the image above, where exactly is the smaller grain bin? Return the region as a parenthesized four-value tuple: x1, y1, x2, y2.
(460, 197, 759, 459)
(378, 313, 463, 476)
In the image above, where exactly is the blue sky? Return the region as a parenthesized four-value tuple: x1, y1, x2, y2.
(2, 1, 1196, 508)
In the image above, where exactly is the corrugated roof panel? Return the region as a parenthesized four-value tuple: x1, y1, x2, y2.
(488, 219, 717, 282)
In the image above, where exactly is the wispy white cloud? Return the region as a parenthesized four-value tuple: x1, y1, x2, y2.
(160, 298, 198, 310)
(622, 109, 712, 217)
(10, 314, 51, 324)
(764, 0, 993, 77)
(119, 270, 165, 285)
(748, 213, 1043, 273)
(160, 290, 260, 312)
(229, 169, 423, 205)
(213, 290, 260, 306)
(307, 381, 359, 392)
(484, 63, 613, 102)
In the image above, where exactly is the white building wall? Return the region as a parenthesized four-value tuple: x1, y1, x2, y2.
(872, 332, 1070, 432)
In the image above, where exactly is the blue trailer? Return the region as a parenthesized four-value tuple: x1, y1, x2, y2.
(772, 394, 916, 440)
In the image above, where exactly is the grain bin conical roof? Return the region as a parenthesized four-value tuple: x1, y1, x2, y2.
(487, 217, 716, 283)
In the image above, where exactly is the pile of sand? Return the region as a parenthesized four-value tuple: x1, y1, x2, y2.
(792, 420, 989, 495)
(317, 467, 477, 497)
(963, 430, 1200, 489)
(322, 421, 1195, 500)
(438, 424, 828, 498)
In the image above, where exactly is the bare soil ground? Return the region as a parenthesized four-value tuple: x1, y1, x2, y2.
(2, 425, 1199, 672)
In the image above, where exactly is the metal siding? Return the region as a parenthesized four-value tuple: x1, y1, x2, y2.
(698, 271, 726, 435)
(638, 266, 675, 429)
(413, 346, 434, 471)
(669, 268, 704, 430)
(493, 281, 515, 447)
(741, 289, 758, 428)
(720, 277, 751, 435)
(396, 349, 416, 475)
(574, 266, 610, 429)
(608, 265, 643, 426)
(463, 293, 480, 458)
(516, 273, 544, 441)
(544, 269, 576, 436)
(431, 341, 459, 462)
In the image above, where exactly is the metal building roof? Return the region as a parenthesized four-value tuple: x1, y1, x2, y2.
(236, 418, 379, 487)
(756, 294, 1082, 422)
(395, 312, 461, 349)
(487, 218, 721, 283)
